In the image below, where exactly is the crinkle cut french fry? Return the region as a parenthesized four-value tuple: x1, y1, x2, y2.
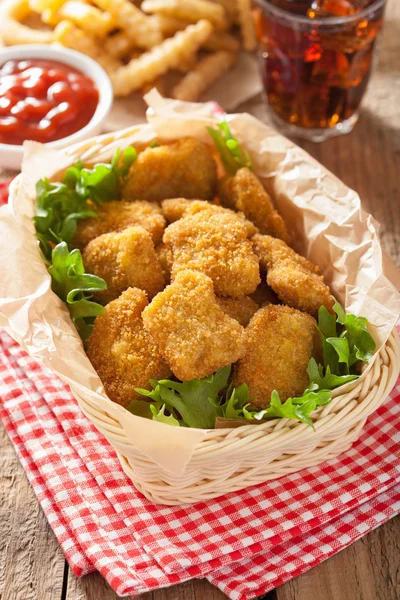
(29, 0, 66, 11)
(153, 14, 238, 54)
(205, 31, 240, 53)
(54, 20, 121, 73)
(57, 1, 115, 38)
(104, 32, 138, 58)
(141, 0, 226, 31)
(2, 0, 31, 21)
(209, 0, 239, 25)
(172, 50, 236, 102)
(92, 0, 162, 48)
(40, 8, 62, 25)
(0, 19, 54, 44)
(237, 0, 257, 52)
(111, 19, 213, 96)
(151, 13, 188, 36)
(0, 0, 55, 45)
(141, 76, 167, 97)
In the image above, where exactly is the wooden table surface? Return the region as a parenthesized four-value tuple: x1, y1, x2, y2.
(1, 1, 399, 598)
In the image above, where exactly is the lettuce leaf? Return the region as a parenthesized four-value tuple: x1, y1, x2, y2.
(246, 390, 332, 428)
(316, 300, 376, 378)
(135, 366, 230, 429)
(207, 121, 252, 175)
(134, 368, 333, 429)
(307, 359, 358, 390)
(64, 146, 137, 205)
(35, 146, 137, 259)
(48, 242, 106, 342)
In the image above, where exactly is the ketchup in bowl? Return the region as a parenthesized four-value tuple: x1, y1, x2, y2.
(0, 59, 99, 146)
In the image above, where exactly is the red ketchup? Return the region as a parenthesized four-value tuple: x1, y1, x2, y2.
(0, 59, 99, 145)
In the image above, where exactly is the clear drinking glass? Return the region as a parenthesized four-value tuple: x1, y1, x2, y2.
(253, 0, 387, 142)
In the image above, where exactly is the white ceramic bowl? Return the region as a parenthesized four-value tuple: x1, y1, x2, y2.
(0, 45, 113, 170)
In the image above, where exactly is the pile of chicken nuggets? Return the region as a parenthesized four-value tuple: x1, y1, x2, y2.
(77, 136, 334, 412)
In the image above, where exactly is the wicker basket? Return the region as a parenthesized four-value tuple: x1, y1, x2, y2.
(73, 329, 400, 505)
(44, 125, 400, 506)
(6, 119, 399, 506)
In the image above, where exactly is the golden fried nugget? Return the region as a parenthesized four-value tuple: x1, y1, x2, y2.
(142, 270, 246, 380)
(122, 138, 217, 202)
(155, 242, 173, 283)
(83, 227, 165, 304)
(87, 288, 171, 408)
(216, 296, 258, 327)
(73, 200, 166, 251)
(161, 198, 258, 237)
(233, 305, 316, 407)
(164, 211, 260, 297)
(253, 234, 334, 316)
(218, 167, 289, 242)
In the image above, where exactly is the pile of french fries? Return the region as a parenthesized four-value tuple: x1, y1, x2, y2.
(0, 0, 257, 99)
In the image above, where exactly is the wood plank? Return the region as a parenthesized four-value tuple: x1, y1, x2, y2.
(274, 516, 400, 600)
(66, 569, 126, 600)
(66, 572, 230, 600)
(0, 422, 66, 600)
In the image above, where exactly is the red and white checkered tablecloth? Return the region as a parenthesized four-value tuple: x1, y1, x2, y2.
(0, 180, 399, 599)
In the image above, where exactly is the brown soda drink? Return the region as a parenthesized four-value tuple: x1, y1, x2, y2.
(254, 0, 387, 141)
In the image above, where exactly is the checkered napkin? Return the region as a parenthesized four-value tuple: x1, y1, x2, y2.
(0, 182, 399, 599)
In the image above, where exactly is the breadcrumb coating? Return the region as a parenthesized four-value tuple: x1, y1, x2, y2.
(218, 167, 289, 242)
(87, 287, 171, 408)
(164, 211, 260, 297)
(155, 242, 174, 283)
(161, 197, 258, 237)
(142, 270, 246, 381)
(83, 227, 165, 304)
(233, 304, 316, 407)
(122, 138, 217, 202)
(253, 234, 333, 316)
(216, 296, 258, 327)
(73, 200, 166, 251)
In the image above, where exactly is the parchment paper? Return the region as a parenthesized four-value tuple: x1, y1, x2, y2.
(0, 91, 399, 477)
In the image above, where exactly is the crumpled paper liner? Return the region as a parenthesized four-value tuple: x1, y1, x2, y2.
(0, 91, 399, 476)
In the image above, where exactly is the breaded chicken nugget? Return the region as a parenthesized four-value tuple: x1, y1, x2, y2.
(122, 138, 217, 202)
(155, 242, 173, 283)
(253, 233, 320, 274)
(164, 211, 260, 297)
(83, 227, 165, 304)
(142, 270, 246, 381)
(216, 296, 258, 327)
(218, 167, 289, 242)
(253, 234, 333, 316)
(161, 197, 258, 237)
(87, 287, 171, 408)
(73, 200, 165, 251)
(233, 305, 316, 407)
